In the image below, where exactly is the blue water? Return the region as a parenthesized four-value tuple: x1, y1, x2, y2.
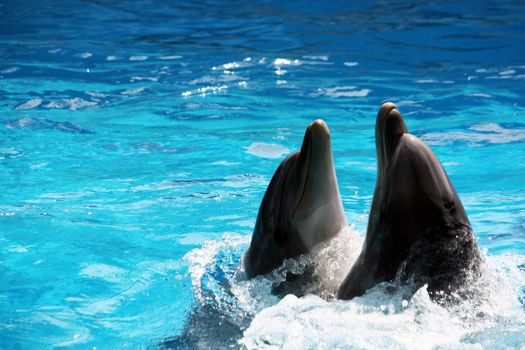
(1, 1, 525, 349)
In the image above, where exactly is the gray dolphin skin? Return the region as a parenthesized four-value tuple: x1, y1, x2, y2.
(165, 120, 346, 349)
(338, 102, 482, 300)
(244, 119, 347, 278)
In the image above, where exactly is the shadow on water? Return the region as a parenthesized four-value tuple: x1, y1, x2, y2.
(4, 117, 94, 134)
(159, 303, 249, 349)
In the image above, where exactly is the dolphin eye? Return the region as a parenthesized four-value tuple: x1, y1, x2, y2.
(444, 200, 456, 213)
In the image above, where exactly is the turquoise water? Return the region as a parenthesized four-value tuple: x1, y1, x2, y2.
(1, 1, 525, 349)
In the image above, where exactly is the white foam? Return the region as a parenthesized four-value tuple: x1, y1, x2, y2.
(184, 227, 361, 319)
(183, 229, 525, 350)
(184, 227, 361, 313)
(184, 233, 251, 303)
(0, 148, 22, 156)
(181, 85, 228, 97)
(415, 79, 439, 83)
(129, 55, 149, 61)
(189, 75, 245, 85)
(245, 143, 289, 159)
(465, 93, 493, 98)
(44, 98, 96, 110)
(121, 86, 148, 95)
(130, 76, 158, 82)
(212, 160, 240, 166)
(75, 52, 92, 59)
(343, 61, 359, 67)
(273, 58, 301, 66)
(7, 245, 29, 253)
(212, 61, 253, 71)
(240, 254, 525, 350)
(30, 162, 48, 169)
(16, 98, 42, 110)
(423, 123, 525, 146)
(317, 86, 371, 98)
(86, 91, 109, 98)
(159, 55, 182, 60)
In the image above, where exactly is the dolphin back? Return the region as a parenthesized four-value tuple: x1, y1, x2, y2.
(244, 152, 300, 278)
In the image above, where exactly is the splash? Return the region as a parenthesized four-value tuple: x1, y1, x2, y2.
(182, 230, 525, 350)
(177, 228, 361, 347)
(241, 254, 525, 349)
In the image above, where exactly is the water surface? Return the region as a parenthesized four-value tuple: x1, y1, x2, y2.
(1, 1, 524, 348)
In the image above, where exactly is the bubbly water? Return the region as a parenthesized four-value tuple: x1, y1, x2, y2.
(1, 1, 524, 349)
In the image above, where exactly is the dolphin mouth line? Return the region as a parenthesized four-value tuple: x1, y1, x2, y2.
(386, 105, 397, 116)
(377, 103, 408, 168)
(292, 130, 312, 218)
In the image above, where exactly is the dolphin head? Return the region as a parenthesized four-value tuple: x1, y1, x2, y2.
(379, 107, 480, 294)
(373, 102, 470, 233)
(244, 119, 347, 278)
(375, 102, 408, 175)
(338, 102, 476, 300)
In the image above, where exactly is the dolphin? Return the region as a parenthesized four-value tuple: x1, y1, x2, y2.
(338, 103, 482, 300)
(161, 120, 347, 348)
(244, 119, 347, 279)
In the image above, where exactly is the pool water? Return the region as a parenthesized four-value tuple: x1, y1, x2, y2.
(1, 1, 524, 349)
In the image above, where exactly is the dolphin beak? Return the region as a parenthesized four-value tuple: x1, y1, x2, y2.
(300, 118, 331, 175)
(378, 102, 398, 121)
(293, 118, 333, 216)
(376, 102, 408, 169)
(309, 118, 330, 138)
